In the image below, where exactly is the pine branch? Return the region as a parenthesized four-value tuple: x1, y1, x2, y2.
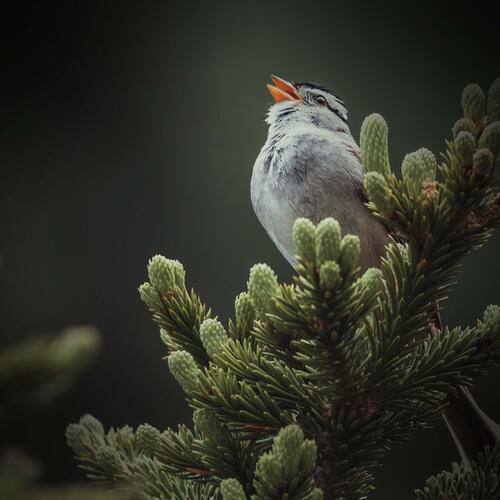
(0, 326, 100, 416)
(360, 97, 500, 419)
(415, 445, 500, 500)
(139, 256, 212, 366)
(380, 305, 500, 410)
(251, 425, 323, 500)
(68, 76, 500, 500)
(66, 415, 218, 499)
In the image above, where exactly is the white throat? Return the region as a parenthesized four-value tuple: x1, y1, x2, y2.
(265, 102, 351, 140)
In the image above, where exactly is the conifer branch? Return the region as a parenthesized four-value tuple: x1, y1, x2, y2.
(67, 77, 500, 500)
(415, 445, 500, 500)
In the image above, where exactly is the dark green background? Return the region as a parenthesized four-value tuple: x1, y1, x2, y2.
(1, 1, 499, 497)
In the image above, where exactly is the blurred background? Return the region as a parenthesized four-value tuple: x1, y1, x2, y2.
(1, 1, 499, 497)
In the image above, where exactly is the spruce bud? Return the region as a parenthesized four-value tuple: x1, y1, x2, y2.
(79, 414, 105, 436)
(360, 268, 383, 297)
(147, 255, 185, 294)
(462, 83, 486, 123)
(319, 260, 341, 290)
(136, 424, 162, 455)
(138, 282, 160, 311)
(200, 318, 228, 358)
(292, 217, 316, 263)
(452, 118, 476, 138)
(402, 148, 437, 195)
(364, 171, 391, 213)
(473, 148, 494, 178)
(339, 235, 361, 272)
(167, 350, 200, 392)
(159, 328, 171, 347)
(360, 113, 391, 177)
(487, 77, 500, 122)
(193, 409, 227, 442)
(454, 131, 476, 165)
(315, 218, 342, 265)
(247, 263, 279, 319)
(478, 121, 500, 159)
(234, 292, 255, 337)
(220, 478, 247, 500)
(95, 445, 123, 475)
(483, 304, 500, 326)
(65, 424, 88, 455)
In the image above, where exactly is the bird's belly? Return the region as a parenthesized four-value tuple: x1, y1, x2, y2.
(250, 136, 388, 269)
(253, 184, 343, 264)
(254, 181, 387, 269)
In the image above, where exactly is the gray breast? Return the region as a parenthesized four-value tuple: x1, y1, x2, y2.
(251, 128, 389, 269)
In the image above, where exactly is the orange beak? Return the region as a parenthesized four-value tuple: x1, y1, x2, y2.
(267, 75, 302, 103)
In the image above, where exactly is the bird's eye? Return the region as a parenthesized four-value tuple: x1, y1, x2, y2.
(315, 95, 327, 106)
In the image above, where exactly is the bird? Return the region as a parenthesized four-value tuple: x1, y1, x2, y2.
(251, 75, 389, 270)
(251, 74, 500, 467)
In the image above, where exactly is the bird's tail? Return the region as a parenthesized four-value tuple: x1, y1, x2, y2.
(433, 305, 500, 466)
(444, 386, 500, 467)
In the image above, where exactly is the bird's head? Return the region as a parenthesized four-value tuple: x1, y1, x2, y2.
(265, 75, 349, 134)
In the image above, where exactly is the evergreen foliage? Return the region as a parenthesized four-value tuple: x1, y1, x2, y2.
(68, 78, 500, 499)
(0, 326, 114, 499)
(0, 326, 100, 418)
(415, 445, 500, 500)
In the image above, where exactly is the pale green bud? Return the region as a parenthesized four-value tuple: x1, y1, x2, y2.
(402, 148, 437, 195)
(65, 424, 88, 455)
(462, 83, 486, 123)
(315, 218, 342, 265)
(473, 148, 494, 177)
(319, 261, 341, 290)
(292, 217, 316, 263)
(454, 131, 476, 165)
(452, 118, 476, 138)
(483, 304, 500, 325)
(300, 438, 320, 473)
(253, 454, 280, 495)
(478, 121, 500, 159)
(79, 414, 105, 436)
(95, 445, 122, 475)
(253, 424, 320, 500)
(116, 425, 135, 445)
(247, 263, 279, 319)
(159, 328, 171, 346)
(147, 255, 185, 294)
(273, 425, 304, 472)
(200, 318, 228, 358)
(138, 282, 156, 308)
(167, 350, 200, 392)
(234, 292, 255, 336)
(360, 268, 383, 297)
(360, 113, 391, 177)
(193, 408, 227, 442)
(416, 148, 438, 181)
(220, 478, 247, 500)
(136, 423, 162, 455)
(364, 171, 391, 213)
(487, 77, 500, 122)
(339, 235, 361, 272)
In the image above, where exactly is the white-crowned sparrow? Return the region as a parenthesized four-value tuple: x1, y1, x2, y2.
(251, 75, 388, 270)
(251, 74, 500, 465)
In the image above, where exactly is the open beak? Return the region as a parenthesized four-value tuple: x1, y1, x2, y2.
(267, 75, 302, 103)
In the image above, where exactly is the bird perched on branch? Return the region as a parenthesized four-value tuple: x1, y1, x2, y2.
(251, 75, 389, 270)
(251, 74, 500, 466)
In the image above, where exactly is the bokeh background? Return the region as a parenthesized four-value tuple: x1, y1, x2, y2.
(1, 1, 499, 497)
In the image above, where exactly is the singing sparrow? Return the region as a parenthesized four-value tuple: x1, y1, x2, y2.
(251, 75, 388, 269)
(250, 74, 500, 465)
